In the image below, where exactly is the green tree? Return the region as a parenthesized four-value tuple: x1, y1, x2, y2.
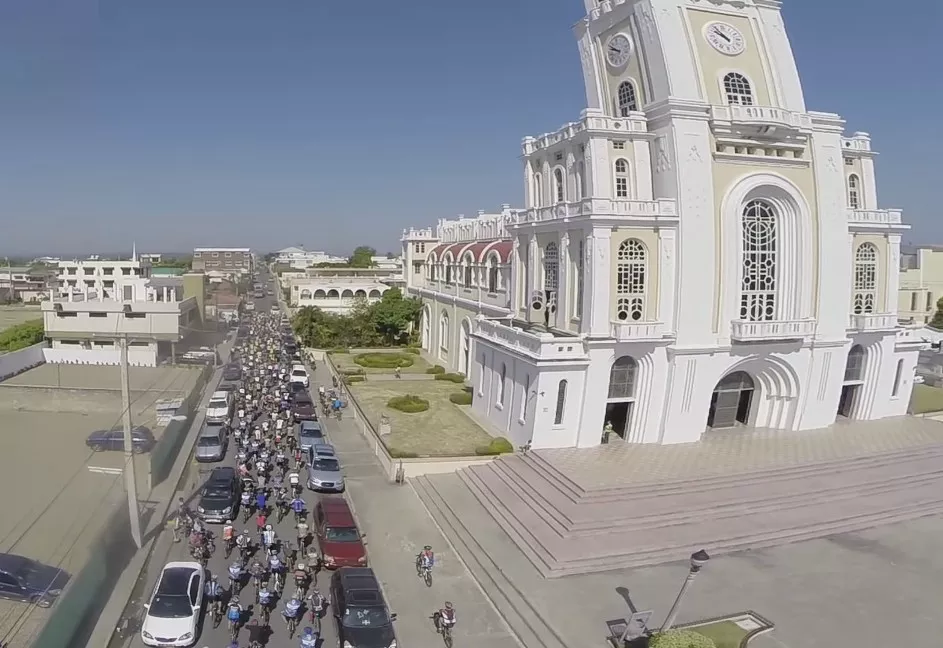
(0, 319, 44, 352)
(349, 246, 376, 268)
(931, 296, 943, 329)
(371, 287, 422, 345)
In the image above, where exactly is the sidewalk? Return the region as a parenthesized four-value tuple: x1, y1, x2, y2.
(309, 359, 520, 648)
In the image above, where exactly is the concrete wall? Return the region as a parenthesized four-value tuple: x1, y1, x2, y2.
(43, 347, 158, 367)
(0, 341, 47, 382)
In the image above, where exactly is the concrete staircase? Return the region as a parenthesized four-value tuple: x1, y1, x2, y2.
(413, 474, 570, 648)
(455, 444, 943, 577)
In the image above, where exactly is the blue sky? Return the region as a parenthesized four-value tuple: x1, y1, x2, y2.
(0, 0, 938, 256)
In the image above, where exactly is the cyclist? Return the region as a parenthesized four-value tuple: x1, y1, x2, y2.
(228, 560, 244, 593)
(226, 596, 243, 632)
(282, 596, 303, 630)
(256, 509, 268, 536)
(438, 601, 457, 631)
(296, 519, 309, 551)
(299, 625, 318, 648)
(249, 559, 267, 593)
(307, 587, 326, 624)
(204, 574, 223, 618)
(261, 523, 277, 550)
(290, 495, 306, 522)
(257, 581, 275, 623)
(236, 529, 252, 560)
(256, 488, 268, 513)
(419, 545, 435, 573)
(222, 520, 236, 557)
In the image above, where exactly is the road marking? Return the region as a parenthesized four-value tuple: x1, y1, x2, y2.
(88, 466, 123, 475)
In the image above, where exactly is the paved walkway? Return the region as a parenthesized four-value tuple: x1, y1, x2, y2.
(541, 416, 943, 488)
(308, 358, 519, 648)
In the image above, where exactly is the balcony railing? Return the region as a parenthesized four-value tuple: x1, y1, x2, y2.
(710, 105, 812, 139)
(848, 313, 899, 332)
(610, 321, 671, 342)
(521, 110, 647, 155)
(517, 198, 677, 224)
(473, 317, 587, 361)
(847, 208, 903, 226)
(730, 319, 816, 342)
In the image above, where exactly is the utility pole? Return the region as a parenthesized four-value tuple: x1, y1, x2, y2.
(119, 336, 143, 549)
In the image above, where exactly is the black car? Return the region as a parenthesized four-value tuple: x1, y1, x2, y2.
(0, 553, 70, 608)
(222, 363, 242, 382)
(85, 427, 156, 453)
(289, 381, 309, 397)
(197, 467, 241, 523)
(331, 568, 397, 648)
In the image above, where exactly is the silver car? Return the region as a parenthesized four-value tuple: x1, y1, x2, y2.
(306, 444, 344, 492)
(195, 425, 228, 462)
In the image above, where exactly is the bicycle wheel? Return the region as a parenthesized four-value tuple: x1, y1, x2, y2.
(229, 620, 238, 642)
(444, 625, 453, 648)
(288, 616, 297, 639)
(424, 568, 433, 588)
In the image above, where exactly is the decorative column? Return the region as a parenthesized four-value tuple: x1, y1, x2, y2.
(526, 234, 539, 322)
(582, 228, 612, 337)
(510, 237, 522, 315)
(557, 232, 571, 329)
(885, 234, 901, 314)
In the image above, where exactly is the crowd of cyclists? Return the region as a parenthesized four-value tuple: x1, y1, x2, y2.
(171, 301, 457, 647)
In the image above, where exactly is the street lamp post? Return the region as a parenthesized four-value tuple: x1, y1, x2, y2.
(658, 549, 710, 634)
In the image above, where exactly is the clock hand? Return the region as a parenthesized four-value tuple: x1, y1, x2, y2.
(715, 28, 731, 43)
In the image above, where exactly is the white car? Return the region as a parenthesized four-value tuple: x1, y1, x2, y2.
(140, 561, 204, 647)
(289, 365, 309, 388)
(205, 390, 232, 424)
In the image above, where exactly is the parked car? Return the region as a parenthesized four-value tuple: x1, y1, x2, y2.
(307, 444, 345, 493)
(0, 553, 70, 608)
(315, 497, 367, 568)
(86, 427, 156, 453)
(298, 420, 324, 451)
(330, 568, 396, 648)
(293, 393, 318, 421)
(205, 390, 232, 425)
(289, 365, 309, 388)
(288, 381, 307, 396)
(194, 424, 228, 463)
(197, 467, 240, 523)
(222, 363, 242, 382)
(140, 561, 204, 647)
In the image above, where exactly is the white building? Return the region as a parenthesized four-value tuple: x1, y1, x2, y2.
(285, 268, 402, 314)
(42, 259, 199, 366)
(275, 247, 347, 269)
(402, 0, 923, 450)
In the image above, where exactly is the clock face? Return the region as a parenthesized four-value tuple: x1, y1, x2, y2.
(605, 33, 633, 68)
(705, 22, 745, 55)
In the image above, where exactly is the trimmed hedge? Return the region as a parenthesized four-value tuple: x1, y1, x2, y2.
(344, 375, 365, 384)
(434, 372, 465, 384)
(389, 448, 419, 459)
(474, 437, 514, 456)
(426, 365, 446, 375)
(327, 347, 350, 355)
(648, 630, 716, 648)
(449, 391, 473, 405)
(404, 347, 421, 355)
(387, 394, 430, 413)
(341, 367, 365, 376)
(355, 352, 415, 369)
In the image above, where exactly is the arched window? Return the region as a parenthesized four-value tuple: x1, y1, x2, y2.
(543, 242, 559, 291)
(439, 312, 450, 359)
(313, 289, 326, 299)
(848, 174, 860, 209)
(617, 80, 638, 116)
(498, 363, 507, 405)
(576, 161, 586, 200)
(554, 380, 567, 425)
(368, 289, 381, 298)
(853, 243, 878, 314)
(723, 72, 753, 106)
(355, 289, 367, 298)
(608, 356, 637, 399)
(341, 289, 354, 298)
(614, 158, 630, 198)
(892, 359, 904, 397)
(616, 239, 646, 321)
(487, 253, 499, 293)
(845, 345, 865, 382)
(300, 289, 312, 299)
(444, 255, 453, 284)
(462, 252, 474, 288)
(533, 172, 543, 208)
(740, 199, 778, 322)
(553, 168, 565, 203)
(327, 289, 339, 298)
(428, 255, 438, 280)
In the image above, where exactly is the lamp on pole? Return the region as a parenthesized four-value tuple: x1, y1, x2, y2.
(659, 549, 710, 633)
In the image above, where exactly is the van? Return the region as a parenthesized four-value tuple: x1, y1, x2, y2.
(314, 497, 366, 568)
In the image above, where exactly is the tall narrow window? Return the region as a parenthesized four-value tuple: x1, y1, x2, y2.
(439, 313, 450, 359)
(740, 200, 778, 321)
(463, 253, 474, 287)
(576, 240, 584, 317)
(554, 380, 567, 425)
(617, 80, 638, 116)
(553, 168, 565, 203)
(533, 173, 543, 207)
(444, 256, 453, 284)
(498, 363, 507, 405)
(853, 243, 877, 314)
(614, 159, 630, 198)
(487, 254, 499, 293)
(577, 161, 586, 200)
(723, 72, 753, 105)
(616, 239, 646, 321)
(543, 242, 559, 291)
(520, 374, 530, 422)
(478, 353, 486, 394)
(892, 359, 904, 397)
(848, 174, 860, 209)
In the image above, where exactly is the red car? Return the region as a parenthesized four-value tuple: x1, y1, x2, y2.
(314, 497, 367, 569)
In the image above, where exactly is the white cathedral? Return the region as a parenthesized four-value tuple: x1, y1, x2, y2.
(401, 0, 923, 449)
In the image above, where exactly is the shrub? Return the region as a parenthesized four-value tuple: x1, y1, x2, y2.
(341, 367, 365, 376)
(389, 448, 420, 459)
(426, 365, 446, 374)
(355, 352, 415, 369)
(474, 437, 514, 456)
(404, 347, 421, 355)
(387, 394, 430, 413)
(649, 630, 717, 648)
(449, 391, 473, 405)
(435, 372, 466, 384)
(328, 347, 350, 355)
(344, 375, 365, 384)
(0, 319, 44, 353)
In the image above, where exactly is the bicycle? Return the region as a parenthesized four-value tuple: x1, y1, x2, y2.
(258, 602, 270, 627)
(228, 615, 241, 643)
(432, 612, 454, 648)
(416, 555, 433, 587)
(210, 598, 223, 628)
(285, 612, 299, 638)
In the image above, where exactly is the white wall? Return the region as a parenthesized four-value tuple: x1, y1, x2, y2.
(0, 342, 47, 380)
(43, 346, 158, 367)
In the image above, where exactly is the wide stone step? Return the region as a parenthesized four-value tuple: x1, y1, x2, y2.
(412, 475, 568, 648)
(522, 441, 943, 503)
(460, 461, 943, 577)
(490, 451, 943, 535)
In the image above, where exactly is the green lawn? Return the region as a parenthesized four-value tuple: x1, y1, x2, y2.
(910, 383, 943, 414)
(349, 380, 493, 457)
(330, 350, 432, 374)
(690, 621, 748, 648)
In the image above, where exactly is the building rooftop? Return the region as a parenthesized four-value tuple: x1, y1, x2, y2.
(194, 247, 251, 253)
